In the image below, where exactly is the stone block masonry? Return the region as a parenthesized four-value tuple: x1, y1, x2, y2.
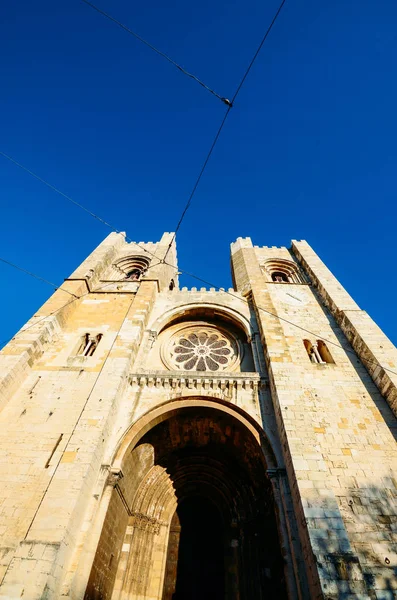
(0, 232, 395, 600)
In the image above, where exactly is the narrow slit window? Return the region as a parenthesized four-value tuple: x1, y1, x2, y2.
(303, 339, 334, 364)
(303, 339, 320, 363)
(78, 333, 103, 357)
(317, 340, 334, 364)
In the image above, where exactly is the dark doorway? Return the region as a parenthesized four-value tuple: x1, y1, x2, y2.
(165, 496, 225, 600)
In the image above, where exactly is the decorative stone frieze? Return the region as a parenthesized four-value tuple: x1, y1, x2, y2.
(128, 371, 264, 393)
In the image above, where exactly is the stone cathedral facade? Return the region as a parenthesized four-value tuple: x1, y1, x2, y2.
(0, 232, 396, 600)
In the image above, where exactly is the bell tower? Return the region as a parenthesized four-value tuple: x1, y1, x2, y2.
(231, 237, 397, 599)
(0, 233, 396, 600)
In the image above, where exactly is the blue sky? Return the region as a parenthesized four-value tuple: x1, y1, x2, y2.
(1, 0, 396, 347)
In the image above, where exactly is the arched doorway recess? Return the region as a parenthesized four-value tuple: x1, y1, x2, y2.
(84, 403, 287, 600)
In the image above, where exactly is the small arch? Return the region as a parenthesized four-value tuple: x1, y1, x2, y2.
(113, 255, 150, 280)
(169, 279, 175, 291)
(77, 333, 102, 357)
(145, 305, 256, 375)
(303, 339, 317, 364)
(149, 303, 252, 341)
(262, 259, 305, 284)
(317, 340, 334, 364)
(125, 268, 142, 281)
(303, 339, 335, 364)
(272, 271, 289, 283)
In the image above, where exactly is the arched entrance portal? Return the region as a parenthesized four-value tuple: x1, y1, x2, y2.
(85, 404, 287, 600)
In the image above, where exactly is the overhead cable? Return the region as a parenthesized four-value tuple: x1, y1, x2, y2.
(80, 0, 231, 106)
(2, 148, 394, 377)
(162, 0, 287, 262)
(0, 280, 121, 349)
(0, 151, 161, 262)
(0, 257, 78, 298)
(2, 251, 396, 379)
(161, 260, 397, 378)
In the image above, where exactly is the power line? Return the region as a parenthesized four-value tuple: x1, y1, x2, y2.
(0, 145, 391, 371)
(163, 105, 233, 262)
(1, 250, 396, 379)
(0, 151, 162, 262)
(230, 0, 286, 103)
(0, 255, 168, 350)
(0, 280, 123, 349)
(0, 257, 78, 298)
(162, 0, 287, 262)
(0, 151, 121, 231)
(80, 0, 231, 107)
(20, 293, 135, 543)
(2, 152, 394, 376)
(161, 260, 397, 378)
(2, 0, 392, 376)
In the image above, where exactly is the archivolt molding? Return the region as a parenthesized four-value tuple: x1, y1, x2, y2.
(148, 302, 253, 340)
(100, 254, 151, 282)
(261, 258, 306, 284)
(111, 396, 278, 471)
(131, 464, 177, 525)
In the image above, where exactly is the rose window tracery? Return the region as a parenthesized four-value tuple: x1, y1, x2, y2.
(166, 326, 238, 372)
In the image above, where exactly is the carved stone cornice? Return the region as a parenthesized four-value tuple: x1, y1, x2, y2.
(128, 371, 267, 392)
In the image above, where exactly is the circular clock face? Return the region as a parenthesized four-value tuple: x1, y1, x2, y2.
(276, 288, 309, 306)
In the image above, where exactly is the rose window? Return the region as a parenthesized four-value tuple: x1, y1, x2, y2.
(168, 327, 237, 371)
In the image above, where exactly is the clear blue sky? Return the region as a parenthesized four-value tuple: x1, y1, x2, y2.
(1, 0, 396, 347)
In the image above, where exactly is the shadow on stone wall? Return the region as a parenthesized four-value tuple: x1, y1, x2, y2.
(315, 294, 397, 444)
(302, 478, 396, 600)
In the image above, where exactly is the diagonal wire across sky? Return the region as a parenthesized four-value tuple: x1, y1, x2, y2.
(1, 0, 396, 382)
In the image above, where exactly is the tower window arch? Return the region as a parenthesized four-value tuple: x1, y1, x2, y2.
(303, 339, 334, 364)
(77, 333, 103, 357)
(262, 259, 305, 284)
(113, 256, 150, 281)
(271, 271, 289, 283)
(125, 268, 142, 281)
(317, 340, 334, 364)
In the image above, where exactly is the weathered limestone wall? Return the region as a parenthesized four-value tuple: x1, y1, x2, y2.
(2, 230, 395, 600)
(292, 240, 397, 417)
(231, 237, 397, 599)
(0, 233, 175, 599)
(67, 284, 300, 598)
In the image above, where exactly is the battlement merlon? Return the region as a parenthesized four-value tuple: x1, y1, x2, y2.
(230, 237, 296, 292)
(65, 231, 178, 291)
(230, 237, 253, 255)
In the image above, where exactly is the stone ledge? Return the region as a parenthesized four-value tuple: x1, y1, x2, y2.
(129, 371, 265, 392)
